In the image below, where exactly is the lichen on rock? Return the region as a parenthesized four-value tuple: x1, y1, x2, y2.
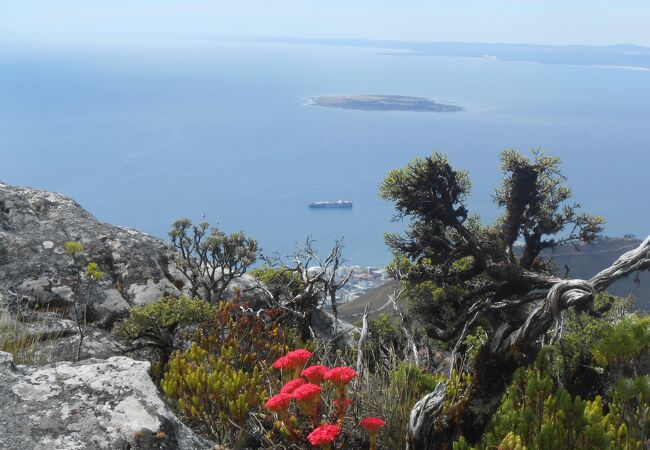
(0, 351, 212, 449)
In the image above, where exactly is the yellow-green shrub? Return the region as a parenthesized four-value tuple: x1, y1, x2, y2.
(162, 342, 264, 444)
(160, 301, 300, 446)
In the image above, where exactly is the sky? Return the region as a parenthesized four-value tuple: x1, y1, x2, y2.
(1, 0, 650, 47)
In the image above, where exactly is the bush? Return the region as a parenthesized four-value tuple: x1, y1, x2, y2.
(169, 218, 258, 301)
(114, 296, 218, 374)
(162, 342, 265, 445)
(160, 301, 300, 447)
(454, 310, 650, 449)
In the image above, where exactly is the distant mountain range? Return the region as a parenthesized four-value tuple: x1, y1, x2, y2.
(212, 37, 650, 70)
(337, 236, 650, 323)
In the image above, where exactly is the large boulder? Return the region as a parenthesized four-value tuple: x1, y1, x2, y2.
(0, 182, 187, 328)
(0, 351, 212, 449)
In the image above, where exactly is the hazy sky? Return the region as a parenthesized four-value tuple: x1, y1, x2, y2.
(1, 0, 650, 46)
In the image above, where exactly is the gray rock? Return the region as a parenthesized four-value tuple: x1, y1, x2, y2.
(128, 278, 179, 306)
(0, 182, 181, 327)
(32, 326, 123, 362)
(0, 351, 213, 449)
(21, 314, 78, 341)
(308, 306, 358, 348)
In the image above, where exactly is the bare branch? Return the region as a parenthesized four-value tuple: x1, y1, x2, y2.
(355, 303, 370, 375)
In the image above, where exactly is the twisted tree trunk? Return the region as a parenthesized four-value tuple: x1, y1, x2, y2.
(407, 236, 650, 450)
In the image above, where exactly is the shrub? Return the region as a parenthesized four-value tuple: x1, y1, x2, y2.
(162, 342, 265, 445)
(249, 265, 307, 304)
(160, 301, 300, 447)
(454, 310, 650, 449)
(169, 218, 258, 301)
(114, 296, 218, 374)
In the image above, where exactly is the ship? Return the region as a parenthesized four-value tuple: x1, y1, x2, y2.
(309, 200, 353, 209)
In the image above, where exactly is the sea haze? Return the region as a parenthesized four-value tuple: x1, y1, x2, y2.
(1, 36, 649, 265)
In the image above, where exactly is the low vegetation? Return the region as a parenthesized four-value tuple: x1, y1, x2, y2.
(120, 149, 649, 449)
(3, 149, 647, 449)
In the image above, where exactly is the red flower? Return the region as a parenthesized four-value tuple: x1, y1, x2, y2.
(264, 393, 292, 412)
(287, 349, 312, 367)
(358, 417, 385, 433)
(301, 365, 329, 384)
(280, 378, 305, 394)
(307, 424, 340, 446)
(273, 356, 292, 370)
(291, 383, 322, 403)
(324, 366, 358, 387)
(273, 349, 313, 371)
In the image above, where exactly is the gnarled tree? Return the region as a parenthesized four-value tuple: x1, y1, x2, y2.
(169, 218, 258, 302)
(379, 149, 649, 449)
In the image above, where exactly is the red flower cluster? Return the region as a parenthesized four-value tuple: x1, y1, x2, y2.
(324, 366, 358, 387)
(301, 365, 329, 384)
(280, 378, 305, 394)
(264, 393, 292, 412)
(266, 349, 384, 449)
(291, 383, 322, 403)
(287, 349, 312, 365)
(307, 424, 340, 446)
(273, 349, 313, 371)
(358, 417, 385, 433)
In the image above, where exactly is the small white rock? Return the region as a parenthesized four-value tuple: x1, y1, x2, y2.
(42, 241, 54, 250)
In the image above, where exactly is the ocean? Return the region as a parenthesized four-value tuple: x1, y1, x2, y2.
(1, 36, 649, 265)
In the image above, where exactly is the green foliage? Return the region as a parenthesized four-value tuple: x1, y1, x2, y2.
(114, 296, 218, 369)
(391, 362, 440, 397)
(160, 301, 300, 446)
(84, 262, 104, 281)
(380, 152, 471, 228)
(474, 367, 647, 450)
(116, 296, 217, 337)
(455, 309, 650, 449)
(64, 240, 83, 257)
(609, 375, 650, 447)
(533, 294, 617, 388)
(460, 325, 488, 370)
(169, 218, 258, 301)
(353, 357, 470, 450)
(495, 149, 604, 270)
(162, 342, 265, 445)
(250, 265, 307, 303)
(380, 150, 604, 344)
(592, 315, 650, 372)
(63, 240, 103, 362)
(380, 361, 442, 442)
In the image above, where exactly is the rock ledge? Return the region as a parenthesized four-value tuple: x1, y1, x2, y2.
(0, 351, 212, 450)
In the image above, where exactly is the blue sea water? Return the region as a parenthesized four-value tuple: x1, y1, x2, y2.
(1, 36, 649, 265)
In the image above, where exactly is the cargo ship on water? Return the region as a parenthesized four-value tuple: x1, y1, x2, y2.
(309, 200, 353, 209)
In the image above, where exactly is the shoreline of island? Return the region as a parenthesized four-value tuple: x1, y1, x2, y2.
(306, 94, 463, 112)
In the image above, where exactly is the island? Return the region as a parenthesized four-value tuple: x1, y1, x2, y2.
(307, 95, 463, 112)
(309, 200, 353, 209)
